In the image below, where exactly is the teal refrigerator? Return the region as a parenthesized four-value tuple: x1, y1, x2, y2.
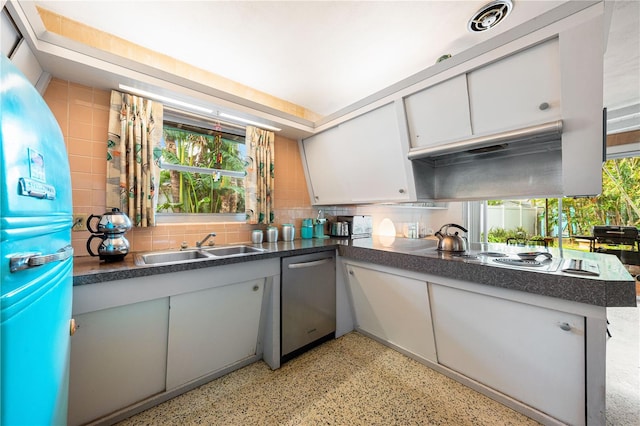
(1, 55, 74, 425)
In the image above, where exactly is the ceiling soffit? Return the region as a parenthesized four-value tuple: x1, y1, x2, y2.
(33, 6, 322, 124)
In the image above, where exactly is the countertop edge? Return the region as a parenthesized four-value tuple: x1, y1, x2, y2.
(73, 239, 637, 307)
(338, 245, 636, 307)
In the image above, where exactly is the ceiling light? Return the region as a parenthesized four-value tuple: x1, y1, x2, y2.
(219, 112, 282, 132)
(468, 0, 513, 33)
(118, 84, 213, 114)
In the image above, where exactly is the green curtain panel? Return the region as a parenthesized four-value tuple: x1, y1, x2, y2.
(245, 126, 275, 224)
(106, 90, 163, 227)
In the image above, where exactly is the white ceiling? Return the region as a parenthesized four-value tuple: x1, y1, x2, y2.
(23, 0, 638, 120)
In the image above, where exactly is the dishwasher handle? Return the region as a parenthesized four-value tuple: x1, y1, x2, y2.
(287, 258, 332, 269)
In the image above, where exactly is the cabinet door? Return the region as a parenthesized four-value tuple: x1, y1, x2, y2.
(346, 264, 437, 362)
(467, 39, 561, 135)
(429, 284, 585, 426)
(339, 103, 412, 203)
(68, 298, 169, 426)
(404, 74, 472, 148)
(166, 279, 264, 390)
(302, 103, 412, 204)
(302, 126, 351, 204)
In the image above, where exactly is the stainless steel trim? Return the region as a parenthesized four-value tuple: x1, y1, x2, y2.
(10, 245, 74, 272)
(408, 120, 563, 160)
(160, 161, 246, 179)
(287, 258, 332, 269)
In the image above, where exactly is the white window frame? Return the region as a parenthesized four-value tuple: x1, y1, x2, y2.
(157, 111, 247, 224)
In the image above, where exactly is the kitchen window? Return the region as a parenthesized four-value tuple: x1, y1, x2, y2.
(469, 153, 640, 250)
(157, 112, 247, 223)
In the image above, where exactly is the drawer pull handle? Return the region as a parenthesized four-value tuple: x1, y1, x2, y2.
(559, 322, 572, 331)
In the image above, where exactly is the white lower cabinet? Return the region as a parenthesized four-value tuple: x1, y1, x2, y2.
(345, 263, 437, 362)
(68, 298, 169, 426)
(69, 259, 279, 424)
(429, 283, 585, 426)
(165, 278, 265, 390)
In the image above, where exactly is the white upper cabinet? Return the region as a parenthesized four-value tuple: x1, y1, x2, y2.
(340, 103, 412, 203)
(301, 125, 351, 204)
(467, 39, 561, 135)
(404, 74, 472, 148)
(302, 4, 604, 202)
(302, 102, 413, 205)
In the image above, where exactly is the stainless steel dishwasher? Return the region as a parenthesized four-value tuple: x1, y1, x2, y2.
(281, 251, 336, 363)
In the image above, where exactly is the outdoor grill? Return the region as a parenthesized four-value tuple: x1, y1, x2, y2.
(578, 225, 640, 265)
(592, 226, 639, 247)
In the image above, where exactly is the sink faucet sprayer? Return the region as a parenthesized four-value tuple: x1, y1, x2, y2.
(196, 232, 217, 248)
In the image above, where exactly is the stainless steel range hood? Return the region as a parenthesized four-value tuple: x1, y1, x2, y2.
(408, 120, 565, 201)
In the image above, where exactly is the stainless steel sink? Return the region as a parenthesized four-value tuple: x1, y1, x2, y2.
(135, 250, 214, 265)
(134, 245, 265, 266)
(202, 245, 265, 257)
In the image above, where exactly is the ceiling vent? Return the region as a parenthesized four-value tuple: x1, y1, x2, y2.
(468, 0, 513, 32)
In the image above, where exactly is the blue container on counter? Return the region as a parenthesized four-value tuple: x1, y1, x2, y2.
(301, 218, 313, 239)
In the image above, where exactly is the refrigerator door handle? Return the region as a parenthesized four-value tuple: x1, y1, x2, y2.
(10, 245, 74, 272)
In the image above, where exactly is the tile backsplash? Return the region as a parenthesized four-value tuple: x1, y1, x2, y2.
(43, 78, 461, 257)
(43, 78, 316, 256)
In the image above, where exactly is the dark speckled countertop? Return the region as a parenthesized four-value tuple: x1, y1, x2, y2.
(73, 239, 337, 285)
(74, 237, 637, 307)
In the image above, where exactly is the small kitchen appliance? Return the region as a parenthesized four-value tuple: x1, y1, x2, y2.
(335, 215, 373, 239)
(435, 223, 469, 252)
(314, 210, 328, 239)
(329, 221, 349, 237)
(86, 208, 132, 262)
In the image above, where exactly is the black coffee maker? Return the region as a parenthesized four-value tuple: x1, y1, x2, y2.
(86, 208, 132, 262)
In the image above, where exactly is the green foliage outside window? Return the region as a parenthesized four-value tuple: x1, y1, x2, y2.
(158, 125, 246, 214)
(487, 157, 640, 247)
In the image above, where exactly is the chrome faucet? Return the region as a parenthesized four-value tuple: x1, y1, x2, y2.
(196, 232, 217, 248)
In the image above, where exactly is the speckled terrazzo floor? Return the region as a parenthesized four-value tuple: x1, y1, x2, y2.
(605, 304, 640, 426)
(117, 332, 539, 426)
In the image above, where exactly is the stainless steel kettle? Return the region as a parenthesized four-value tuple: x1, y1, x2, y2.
(86, 208, 132, 262)
(87, 208, 132, 234)
(86, 233, 130, 262)
(435, 223, 468, 252)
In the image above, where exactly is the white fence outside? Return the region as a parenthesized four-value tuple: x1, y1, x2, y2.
(487, 204, 542, 235)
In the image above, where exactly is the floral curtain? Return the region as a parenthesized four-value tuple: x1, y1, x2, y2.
(106, 90, 163, 227)
(245, 126, 275, 224)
